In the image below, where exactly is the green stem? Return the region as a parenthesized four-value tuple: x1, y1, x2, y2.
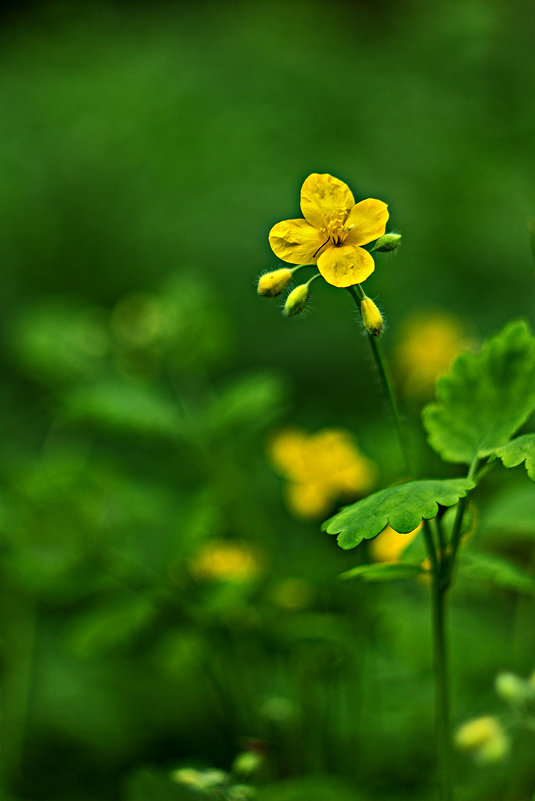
(347, 285, 414, 477)
(448, 457, 479, 575)
(347, 283, 455, 800)
(432, 575, 453, 801)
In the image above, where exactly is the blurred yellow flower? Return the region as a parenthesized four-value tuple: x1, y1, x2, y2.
(370, 523, 422, 562)
(269, 427, 376, 518)
(190, 541, 261, 582)
(269, 173, 389, 288)
(455, 716, 509, 763)
(396, 311, 471, 397)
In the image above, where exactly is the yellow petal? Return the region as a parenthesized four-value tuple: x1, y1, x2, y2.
(345, 199, 389, 247)
(317, 245, 375, 288)
(300, 173, 355, 230)
(268, 428, 310, 479)
(286, 481, 330, 519)
(269, 218, 324, 264)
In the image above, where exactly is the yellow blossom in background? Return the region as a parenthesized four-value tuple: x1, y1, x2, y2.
(269, 173, 389, 288)
(370, 523, 422, 562)
(395, 311, 473, 398)
(455, 716, 510, 763)
(269, 427, 376, 519)
(190, 541, 261, 583)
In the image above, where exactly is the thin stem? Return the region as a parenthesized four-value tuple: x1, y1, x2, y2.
(432, 576, 453, 801)
(347, 283, 456, 800)
(448, 457, 479, 575)
(347, 285, 414, 477)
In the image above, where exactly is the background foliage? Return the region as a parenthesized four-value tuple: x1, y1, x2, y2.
(1, 1, 535, 800)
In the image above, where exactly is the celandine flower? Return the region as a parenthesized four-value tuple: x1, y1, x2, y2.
(268, 427, 376, 518)
(269, 173, 389, 288)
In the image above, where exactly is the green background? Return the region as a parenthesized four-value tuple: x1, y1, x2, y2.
(1, 2, 535, 800)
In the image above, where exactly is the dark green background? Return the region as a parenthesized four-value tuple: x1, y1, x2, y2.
(1, 2, 534, 800)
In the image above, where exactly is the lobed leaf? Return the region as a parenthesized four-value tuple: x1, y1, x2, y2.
(423, 320, 535, 465)
(341, 562, 425, 582)
(322, 478, 475, 550)
(493, 434, 535, 482)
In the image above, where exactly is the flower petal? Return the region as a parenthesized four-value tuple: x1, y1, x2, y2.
(269, 218, 324, 264)
(345, 199, 389, 247)
(287, 481, 330, 519)
(317, 245, 375, 287)
(300, 173, 355, 229)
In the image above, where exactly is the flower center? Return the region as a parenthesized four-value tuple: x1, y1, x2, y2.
(319, 209, 352, 247)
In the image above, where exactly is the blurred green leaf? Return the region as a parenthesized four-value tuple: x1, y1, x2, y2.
(480, 484, 535, 538)
(61, 378, 183, 438)
(459, 551, 535, 595)
(322, 478, 475, 549)
(66, 593, 155, 657)
(493, 434, 535, 481)
(8, 298, 109, 384)
(341, 562, 425, 582)
(207, 371, 288, 431)
(423, 320, 535, 464)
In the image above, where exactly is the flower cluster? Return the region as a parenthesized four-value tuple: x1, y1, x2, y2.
(258, 173, 400, 326)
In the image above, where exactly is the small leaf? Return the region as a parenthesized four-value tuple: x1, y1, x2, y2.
(459, 552, 535, 595)
(341, 562, 425, 582)
(423, 320, 535, 465)
(493, 434, 535, 482)
(322, 478, 475, 550)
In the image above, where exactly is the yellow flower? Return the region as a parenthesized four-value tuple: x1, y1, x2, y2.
(455, 716, 509, 763)
(190, 541, 261, 582)
(269, 426, 376, 519)
(370, 523, 422, 562)
(396, 311, 472, 397)
(269, 173, 389, 288)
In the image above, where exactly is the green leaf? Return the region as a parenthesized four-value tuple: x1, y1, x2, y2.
(62, 378, 183, 438)
(459, 552, 535, 595)
(322, 478, 474, 550)
(493, 434, 535, 481)
(423, 320, 535, 464)
(480, 484, 535, 539)
(341, 562, 425, 582)
(207, 371, 288, 431)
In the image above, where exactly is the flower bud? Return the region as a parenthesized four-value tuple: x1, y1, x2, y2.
(257, 268, 293, 297)
(373, 233, 402, 252)
(360, 297, 383, 337)
(495, 672, 534, 704)
(283, 284, 309, 317)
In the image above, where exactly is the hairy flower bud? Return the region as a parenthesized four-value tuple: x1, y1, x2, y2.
(257, 268, 293, 297)
(360, 297, 383, 337)
(284, 284, 309, 317)
(373, 233, 402, 252)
